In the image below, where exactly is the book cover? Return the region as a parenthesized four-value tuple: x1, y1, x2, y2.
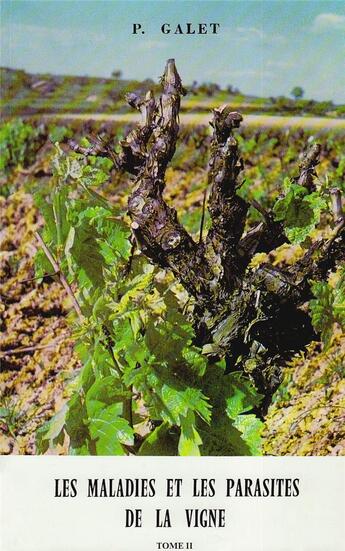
(0, 1, 344, 549)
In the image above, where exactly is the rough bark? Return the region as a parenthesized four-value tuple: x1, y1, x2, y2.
(204, 107, 249, 293)
(126, 60, 215, 307)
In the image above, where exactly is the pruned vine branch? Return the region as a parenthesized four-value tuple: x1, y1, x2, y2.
(126, 59, 214, 305)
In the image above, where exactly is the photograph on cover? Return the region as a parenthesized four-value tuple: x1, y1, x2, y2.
(0, 0, 344, 457)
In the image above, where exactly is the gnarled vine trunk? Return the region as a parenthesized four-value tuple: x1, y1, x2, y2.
(115, 59, 344, 412)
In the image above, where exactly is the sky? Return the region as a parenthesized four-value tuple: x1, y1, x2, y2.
(1, 0, 345, 102)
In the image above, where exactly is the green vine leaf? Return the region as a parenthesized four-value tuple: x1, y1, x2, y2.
(233, 414, 263, 456)
(88, 405, 134, 455)
(138, 423, 179, 456)
(179, 411, 203, 456)
(273, 183, 327, 244)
